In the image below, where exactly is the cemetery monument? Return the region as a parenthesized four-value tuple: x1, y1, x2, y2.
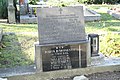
(8, 0, 16, 23)
(35, 6, 90, 72)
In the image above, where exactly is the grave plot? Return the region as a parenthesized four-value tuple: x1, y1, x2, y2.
(84, 7, 101, 21)
(107, 7, 120, 19)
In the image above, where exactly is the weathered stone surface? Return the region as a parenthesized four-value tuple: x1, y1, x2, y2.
(37, 6, 86, 44)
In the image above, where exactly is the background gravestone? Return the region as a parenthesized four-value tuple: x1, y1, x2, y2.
(8, 0, 16, 23)
(35, 6, 90, 72)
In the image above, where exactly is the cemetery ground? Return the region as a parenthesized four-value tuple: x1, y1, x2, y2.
(0, 5, 120, 79)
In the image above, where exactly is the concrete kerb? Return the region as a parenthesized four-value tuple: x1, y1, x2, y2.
(7, 64, 120, 80)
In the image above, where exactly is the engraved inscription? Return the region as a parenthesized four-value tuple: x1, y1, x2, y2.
(42, 44, 80, 71)
(37, 6, 85, 44)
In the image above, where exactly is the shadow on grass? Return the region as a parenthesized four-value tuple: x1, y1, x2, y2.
(0, 33, 34, 68)
(1, 24, 38, 32)
(86, 12, 120, 32)
(100, 13, 116, 21)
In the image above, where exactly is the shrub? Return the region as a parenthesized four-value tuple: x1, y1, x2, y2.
(29, 0, 37, 5)
(0, 0, 8, 19)
(100, 33, 120, 57)
(47, 0, 78, 6)
(79, 0, 119, 4)
(77, 0, 88, 3)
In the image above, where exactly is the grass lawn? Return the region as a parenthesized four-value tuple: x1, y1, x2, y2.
(0, 5, 120, 68)
(85, 5, 120, 33)
(0, 24, 38, 68)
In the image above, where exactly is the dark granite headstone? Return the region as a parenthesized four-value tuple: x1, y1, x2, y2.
(37, 6, 86, 44)
(38, 43, 88, 71)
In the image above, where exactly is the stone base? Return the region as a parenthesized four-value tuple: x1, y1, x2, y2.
(91, 53, 105, 66)
(20, 15, 37, 24)
(0, 28, 3, 42)
(35, 41, 90, 72)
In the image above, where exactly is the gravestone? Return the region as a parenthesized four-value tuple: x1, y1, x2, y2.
(35, 6, 90, 72)
(20, 0, 29, 15)
(8, 0, 16, 23)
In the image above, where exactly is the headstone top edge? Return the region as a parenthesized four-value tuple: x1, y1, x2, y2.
(37, 5, 83, 9)
(37, 40, 89, 46)
(37, 6, 86, 44)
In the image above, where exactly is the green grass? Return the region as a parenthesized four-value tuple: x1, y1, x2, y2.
(0, 5, 120, 68)
(0, 24, 38, 68)
(85, 5, 120, 33)
(85, 5, 120, 57)
(0, 24, 37, 32)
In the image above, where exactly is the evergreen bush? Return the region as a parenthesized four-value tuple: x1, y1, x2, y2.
(78, 0, 119, 4)
(0, 0, 8, 19)
(100, 33, 120, 57)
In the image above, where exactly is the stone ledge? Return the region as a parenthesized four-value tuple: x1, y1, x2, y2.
(7, 64, 120, 80)
(0, 28, 3, 42)
(0, 65, 36, 78)
(0, 19, 7, 23)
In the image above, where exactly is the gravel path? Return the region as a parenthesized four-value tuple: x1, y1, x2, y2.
(52, 71, 120, 80)
(87, 71, 120, 80)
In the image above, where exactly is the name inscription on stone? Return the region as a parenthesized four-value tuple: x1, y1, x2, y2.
(37, 6, 86, 44)
(41, 45, 80, 71)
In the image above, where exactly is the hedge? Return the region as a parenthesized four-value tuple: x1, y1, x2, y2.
(0, 0, 8, 19)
